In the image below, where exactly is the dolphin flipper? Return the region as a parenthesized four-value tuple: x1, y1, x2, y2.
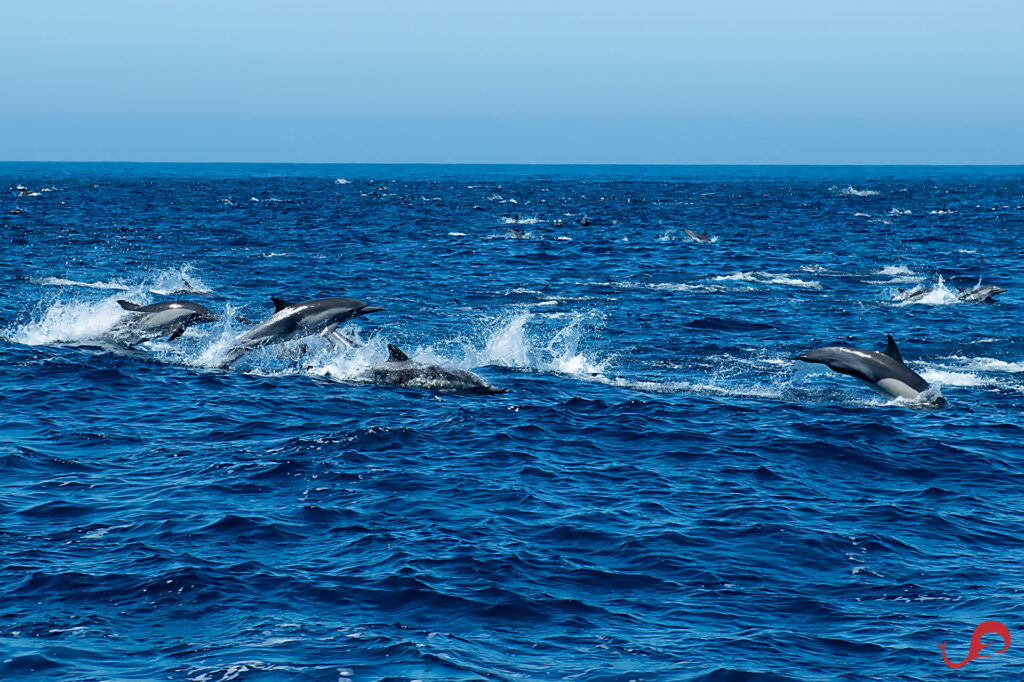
(168, 326, 186, 342)
(322, 323, 361, 350)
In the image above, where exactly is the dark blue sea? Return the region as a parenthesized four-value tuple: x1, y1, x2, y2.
(3, 163, 1023, 681)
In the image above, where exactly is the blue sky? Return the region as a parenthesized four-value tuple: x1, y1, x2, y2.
(2, 1, 1021, 163)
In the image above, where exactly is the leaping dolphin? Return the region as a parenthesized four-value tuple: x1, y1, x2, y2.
(219, 296, 383, 368)
(957, 284, 1006, 303)
(111, 299, 219, 346)
(683, 228, 713, 243)
(366, 344, 506, 395)
(797, 335, 946, 408)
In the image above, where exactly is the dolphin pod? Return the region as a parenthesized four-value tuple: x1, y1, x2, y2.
(797, 335, 946, 409)
(92, 263, 1001, 406)
(100, 293, 506, 395)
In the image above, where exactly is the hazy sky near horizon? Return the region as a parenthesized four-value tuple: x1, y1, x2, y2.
(2, 0, 1022, 163)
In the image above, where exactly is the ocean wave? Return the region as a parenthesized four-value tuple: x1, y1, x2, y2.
(30, 277, 129, 291)
(937, 356, 1024, 373)
(711, 271, 823, 290)
(875, 265, 915, 276)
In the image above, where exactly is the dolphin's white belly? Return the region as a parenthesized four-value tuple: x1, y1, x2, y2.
(875, 377, 923, 400)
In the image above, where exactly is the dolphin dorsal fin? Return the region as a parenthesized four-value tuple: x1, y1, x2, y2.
(387, 344, 410, 362)
(117, 299, 142, 311)
(270, 297, 295, 312)
(883, 335, 904, 364)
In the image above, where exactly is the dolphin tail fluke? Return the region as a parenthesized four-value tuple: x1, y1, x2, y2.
(117, 299, 142, 311)
(883, 335, 904, 364)
(387, 344, 410, 362)
(168, 326, 186, 342)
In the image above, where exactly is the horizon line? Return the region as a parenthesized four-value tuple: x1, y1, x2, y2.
(2, 160, 1023, 167)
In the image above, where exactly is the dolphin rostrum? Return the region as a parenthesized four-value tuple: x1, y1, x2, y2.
(219, 296, 383, 368)
(366, 344, 506, 395)
(111, 299, 219, 346)
(797, 335, 946, 408)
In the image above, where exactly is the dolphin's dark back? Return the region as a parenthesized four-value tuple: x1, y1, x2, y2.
(119, 299, 216, 316)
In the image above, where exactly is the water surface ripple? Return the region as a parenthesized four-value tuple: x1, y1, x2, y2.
(2, 164, 1023, 680)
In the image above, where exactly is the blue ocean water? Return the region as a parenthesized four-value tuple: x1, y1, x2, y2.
(2, 163, 1023, 681)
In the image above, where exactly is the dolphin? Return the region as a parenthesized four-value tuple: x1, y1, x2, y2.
(365, 344, 505, 395)
(220, 296, 383, 368)
(683, 228, 712, 243)
(797, 334, 946, 408)
(893, 286, 934, 303)
(957, 284, 1006, 303)
(110, 299, 219, 346)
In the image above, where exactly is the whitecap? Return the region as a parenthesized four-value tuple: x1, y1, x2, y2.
(712, 271, 823, 290)
(501, 216, 543, 225)
(835, 185, 880, 197)
(875, 265, 915, 276)
(31, 277, 129, 291)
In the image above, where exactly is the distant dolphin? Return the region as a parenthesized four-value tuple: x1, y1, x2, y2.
(683, 228, 712, 243)
(111, 299, 219, 346)
(957, 284, 1006, 303)
(893, 286, 935, 303)
(797, 334, 946, 408)
(366, 344, 505, 395)
(896, 283, 1006, 303)
(220, 296, 383, 368)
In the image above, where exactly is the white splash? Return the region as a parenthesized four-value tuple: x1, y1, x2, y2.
(836, 185, 880, 197)
(8, 295, 129, 345)
(892, 276, 958, 306)
(469, 312, 609, 377)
